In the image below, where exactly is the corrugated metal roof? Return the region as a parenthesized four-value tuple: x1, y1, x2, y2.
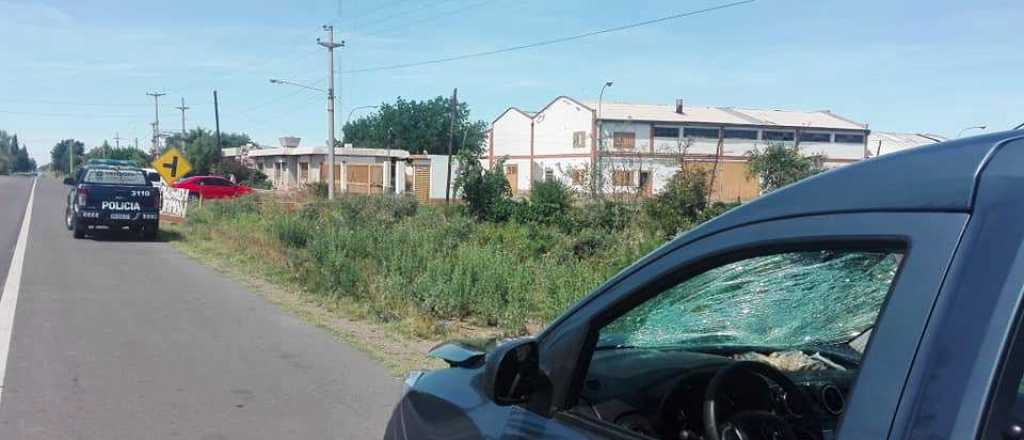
(868, 131, 947, 156)
(580, 100, 867, 131)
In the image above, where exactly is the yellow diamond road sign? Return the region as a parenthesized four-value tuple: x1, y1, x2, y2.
(152, 147, 192, 185)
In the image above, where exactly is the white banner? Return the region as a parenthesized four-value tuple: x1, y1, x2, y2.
(160, 186, 190, 218)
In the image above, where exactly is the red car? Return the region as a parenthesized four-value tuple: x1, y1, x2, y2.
(173, 176, 253, 200)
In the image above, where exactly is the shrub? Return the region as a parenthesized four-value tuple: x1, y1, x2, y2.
(517, 179, 573, 226)
(746, 143, 826, 193)
(454, 152, 511, 221)
(643, 166, 709, 236)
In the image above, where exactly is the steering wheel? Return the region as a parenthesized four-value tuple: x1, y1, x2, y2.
(703, 361, 822, 440)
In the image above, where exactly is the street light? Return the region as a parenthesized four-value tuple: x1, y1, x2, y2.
(957, 125, 986, 138)
(345, 105, 379, 125)
(269, 78, 326, 93)
(594, 81, 613, 194)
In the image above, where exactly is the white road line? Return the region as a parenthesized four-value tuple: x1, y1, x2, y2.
(0, 177, 37, 404)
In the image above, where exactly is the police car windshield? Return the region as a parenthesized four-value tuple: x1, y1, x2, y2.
(82, 168, 148, 185)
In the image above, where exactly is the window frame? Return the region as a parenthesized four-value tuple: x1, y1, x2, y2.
(653, 126, 680, 138)
(573, 131, 587, 149)
(764, 130, 796, 141)
(612, 170, 634, 187)
(799, 131, 833, 143)
(683, 126, 721, 139)
(612, 132, 636, 150)
(835, 133, 866, 144)
(531, 212, 969, 439)
(724, 128, 759, 140)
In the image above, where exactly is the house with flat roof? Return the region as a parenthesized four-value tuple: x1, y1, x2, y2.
(488, 96, 873, 201)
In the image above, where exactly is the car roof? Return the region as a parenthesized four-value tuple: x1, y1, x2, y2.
(685, 130, 1024, 245)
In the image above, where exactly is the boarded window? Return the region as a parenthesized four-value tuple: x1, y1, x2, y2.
(724, 129, 759, 140)
(613, 132, 636, 150)
(835, 133, 866, 144)
(799, 132, 832, 143)
(764, 130, 796, 141)
(653, 127, 680, 138)
(573, 131, 587, 149)
(612, 170, 634, 187)
(684, 127, 720, 139)
(544, 168, 555, 182)
(299, 162, 309, 181)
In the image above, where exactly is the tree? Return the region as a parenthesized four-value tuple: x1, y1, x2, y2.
(746, 144, 826, 193)
(453, 149, 510, 221)
(85, 141, 149, 166)
(11, 136, 36, 172)
(164, 128, 251, 176)
(643, 165, 710, 236)
(342, 96, 488, 155)
(49, 139, 85, 175)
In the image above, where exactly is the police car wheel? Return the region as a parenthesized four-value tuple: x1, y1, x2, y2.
(65, 209, 73, 230)
(72, 220, 85, 239)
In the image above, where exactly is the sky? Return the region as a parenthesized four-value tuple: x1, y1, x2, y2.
(1, 0, 1021, 164)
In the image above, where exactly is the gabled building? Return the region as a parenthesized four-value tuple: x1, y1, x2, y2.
(487, 96, 873, 201)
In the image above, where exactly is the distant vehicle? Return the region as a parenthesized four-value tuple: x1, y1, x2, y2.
(142, 167, 164, 187)
(172, 175, 252, 200)
(64, 163, 161, 240)
(386, 131, 1024, 440)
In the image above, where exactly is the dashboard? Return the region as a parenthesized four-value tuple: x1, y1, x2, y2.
(576, 347, 855, 439)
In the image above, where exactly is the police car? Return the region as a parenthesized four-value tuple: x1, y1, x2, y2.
(64, 160, 161, 240)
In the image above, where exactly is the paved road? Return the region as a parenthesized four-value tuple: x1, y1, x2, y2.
(0, 177, 400, 439)
(0, 177, 33, 290)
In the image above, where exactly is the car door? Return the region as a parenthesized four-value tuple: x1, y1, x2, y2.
(206, 177, 236, 199)
(499, 211, 967, 439)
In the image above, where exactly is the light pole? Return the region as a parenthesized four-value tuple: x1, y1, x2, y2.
(595, 81, 613, 195)
(318, 25, 344, 200)
(269, 77, 337, 196)
(957, 125, 986, 138)
(345, 105, 379, 128)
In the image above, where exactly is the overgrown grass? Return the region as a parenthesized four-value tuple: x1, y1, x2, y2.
(180, 194, 664, 337)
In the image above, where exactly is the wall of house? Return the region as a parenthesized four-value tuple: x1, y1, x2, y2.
(532, 157, 593, 191)
(598, 121, 652, 153)
(491, 110, 532, 157)
(497, 158, 532, 194)
(532, 97, 592, 156)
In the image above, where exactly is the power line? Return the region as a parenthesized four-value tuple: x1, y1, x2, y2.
(354, 0, 460, 32)
(346, 0, 418, 28)
(345, 0, 756, 74)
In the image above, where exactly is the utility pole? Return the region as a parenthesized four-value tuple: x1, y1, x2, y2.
(213, 90, 222, 151)
(444, 88, 457, 204)
(176, 98, 190, 137)
(134, 137, 139, 150)
(318, 25, 344, 200)
(113, 132, 122, 149)
(146, 91, 166, 155)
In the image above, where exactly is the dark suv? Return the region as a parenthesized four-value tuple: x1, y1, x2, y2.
(64, 162, 161, 240)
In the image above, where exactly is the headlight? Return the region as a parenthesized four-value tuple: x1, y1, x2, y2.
(403, 370, 425, 394)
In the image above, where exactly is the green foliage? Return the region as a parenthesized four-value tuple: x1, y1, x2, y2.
(84, 141, 149, 166)
(454, 152, 511, 221)
(746, 143, 826, 193)
(697, 201, 742, 224)
(212, 159, 269, 188)
(49, 139, 86, 175)
(0, 132, 36, 174)
(342, 96, 488, 155)
(185, 195, 661, 333)
(164, 128, 251, 176)
(643, 166, 710, 236)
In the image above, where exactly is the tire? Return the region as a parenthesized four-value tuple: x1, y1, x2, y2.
(72, 218, 85, 239)
(141, 224, 158, 241)
(65, 208, 74, 231)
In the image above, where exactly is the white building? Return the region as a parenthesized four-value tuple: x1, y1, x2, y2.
(867, 132, 945, 156)
(488, 96, 875, 201)
(223, 137, 408, 194)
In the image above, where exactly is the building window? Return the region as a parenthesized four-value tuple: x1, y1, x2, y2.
(683, 127, 720, 139)
(544, 168, 555, 182)
(299, 162, 309, 181)
(573, 131, 587, 149)
(571, 169, 587, 186)
(798, 132, 832, 143)
(613, 132, 636, 150)
(835, 133, 866, 144)
(653, 127, 680, 138)
(764, 130, 796, 141)
(724, 129, 759, 140)
(612, 170, 634, 186)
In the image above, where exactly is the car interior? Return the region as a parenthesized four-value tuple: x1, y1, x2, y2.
(569, 250, 901, 440)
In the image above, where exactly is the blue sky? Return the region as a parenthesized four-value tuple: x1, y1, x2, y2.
(1, 0, 1021, 164)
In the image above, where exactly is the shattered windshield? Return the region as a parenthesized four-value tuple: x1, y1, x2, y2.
(599, 250, 904, 353)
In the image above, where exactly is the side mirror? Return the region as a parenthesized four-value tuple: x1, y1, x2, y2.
(483, 338, 540, 406)
(63, 177, 75, 185)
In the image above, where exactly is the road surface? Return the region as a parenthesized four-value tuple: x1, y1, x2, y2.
(0, 176, 400, 439)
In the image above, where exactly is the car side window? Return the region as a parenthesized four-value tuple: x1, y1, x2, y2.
(982, 315, 1024, 438)
(578, 249, 904, 439)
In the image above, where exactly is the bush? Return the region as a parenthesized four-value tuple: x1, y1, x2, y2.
(454, 152, 511, 221)
(746, 144, 826, 193)
(643, 166, 709, 236)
